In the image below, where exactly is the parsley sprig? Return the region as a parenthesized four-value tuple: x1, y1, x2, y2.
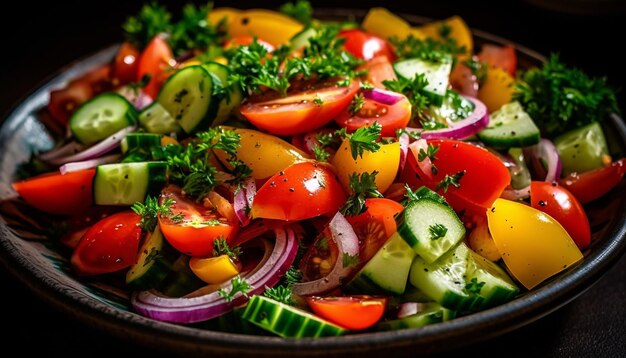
(131, 196, 182, 232)
(428, 223, 448, 240)
(279, 0, 313, 25)
(263, 267, 303, 305)
(340, 171, 383, 216)
(213, 238, 241, 260)
(384, 74, 431, 119)
(436, 170, 466, 193)
(347, 122, 382, 160)
(418, 143, 440, 175)
(389, 34, 465, 63)
(218, 275, 251, 302)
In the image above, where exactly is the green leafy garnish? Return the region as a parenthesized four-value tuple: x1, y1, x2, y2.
(462, 57, 487, 83)
(342, 253, 360, 268)
(348, 93, 365, 116)
(340, 171, 383, 216)
(213, 237, 241, 260)
(347, 122, 382, 160)
(218, 275, 251, 302)
(131, 196, 182, 232)
(383, 74, 431, 119)
(436, 170, 466, 193)
(513, 54, 619, 137)
(418, 143, 439, 175)
(123, 3, 171, 49)
(279, 0, 313, 25)
(428, 223, 448, 240)
(465, 277, 486, 295)
(312, 145, 331, 162)
(389, 34, 465, 63)
(263, 267, 302, 305)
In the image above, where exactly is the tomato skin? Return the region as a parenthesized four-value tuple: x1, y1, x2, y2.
(450, 58, 479, 97)
(335, 92, 411, 137)
(114, 42, 141, 85)
(560, 158, 625, 204)
(71, 211, 142, 275)
(251, 162, 346, 221)
(240, 79, 360, 136)
(12, 169, 95, 216)
(347, 198, 404, 265)
(530, 181, 591, 250)
(360, 55, 397, 89)
(137, 35, 175, 99)
(158, 185, 238, 257)
(339, 30, 395, 62)
(306, 295, 387, 330)
(478, 44, 517, 77)
(402, 140, 510, 215)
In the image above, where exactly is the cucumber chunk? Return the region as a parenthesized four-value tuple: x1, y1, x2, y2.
(393, 57, 453, 106)
(554, 121, 609, 175)
(126, 226, 177, 290)
(70, 93, 137, 145)
(139, 102, 182, 134)
(477, 101, 540, 148)
(376, 303, 455, 331)
(93, 162, 167, 205)
(202, 61, 243, 126)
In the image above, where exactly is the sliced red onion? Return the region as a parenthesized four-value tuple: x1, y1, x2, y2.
(397, 302, 427, 319)
(303, 132, 319, 155)
(131, 226, 298, 323)
(233, 178, 256, 226)
(523, 138, 563, 182)
(49, 126, 137, 166)
(408, 139, 434, 181)
(292, 212, 359, 295)
(59, 154, 122, 175)
(501, 186, 531, 201)
(39, 141, 85, 162)
(362, 88, 404, 105)
(398, 132, 410, 173)
(117, 86, 154, 110)
(405, 96, 489, 140)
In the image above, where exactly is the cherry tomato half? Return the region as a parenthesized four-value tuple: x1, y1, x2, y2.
(12, 169, 95, 216)
(559, 158, 625, 204)
(339, 29, 395, 62)
(158, 185, 238, 257)
(251, 162, 346, 221)
(478, 44, 517, 77)
(360, 55, 397, 89)
(114, 42, 141, 85)
(335, 90, 411, 136)
(71, 211, 142, 275)
(240, 78, 360, 136)
(137, 35, 175, 99)
(307, 295, 387, 330)
(530, 181, 591, 250)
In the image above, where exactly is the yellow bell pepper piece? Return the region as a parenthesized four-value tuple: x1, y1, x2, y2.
(189, 254, 239, 284)
(229, 9, 304, 46)
(478, 67, 516, 113)
(331, 139, 400, 194)
(362, 8, 422, 40)
(213, 127, 310, 180)
(418, 15, 473, 53)
(208, 7, 241, 29)
(487, 198, 583, 289)
(160, 136, 179, 146)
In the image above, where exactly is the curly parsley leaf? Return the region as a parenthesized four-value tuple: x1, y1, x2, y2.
(389, 34, 465, 63)
(436, 170, 466, 193)
(347, 122, 382, 160)
(341, 171, 383, 216)
(263, 267, 302, 305)
(169, 3, 224, 56)
(279, 0, 313, 25)
(213, 237, 241, 260)
(123, 3, 172, 49)
(428, 223, 448, 240)
(218, 275, 251, 302)
(348, 93, 365, 116)
(465, 277, 486, 295)
(383, 74, 431, 119)
(513, 54, 619, 137)
(131, 196, 182, 232)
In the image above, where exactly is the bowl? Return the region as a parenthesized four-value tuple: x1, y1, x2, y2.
(0, 8, 625, 357)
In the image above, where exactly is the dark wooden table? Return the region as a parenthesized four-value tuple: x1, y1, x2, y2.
(1, 1, 624, 357)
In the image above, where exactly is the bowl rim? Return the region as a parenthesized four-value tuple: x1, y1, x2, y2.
(1, 8, 625, 356)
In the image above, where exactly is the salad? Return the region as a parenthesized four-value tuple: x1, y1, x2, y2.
(9, 1, 625, 338)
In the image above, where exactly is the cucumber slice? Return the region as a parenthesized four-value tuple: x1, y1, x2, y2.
(346, 232, 416, 295)
(93, 162, 167, 205)
(409, 243, 476, 311)
(393, 57, 453, 106)
(376, 303, 454, 331)
(138, 102, 182, 134)
(554, 121, 609, 176)
(424, 90, 474, 125)
(158, 65, 214, 134)
(202, 62, 243, 126)
(70, 93, 137, 145)
(477, 101, 540, 148)
(290, 26, 317, 49)
(397, 189, 466, 263)
(507, 148, 531, 190)
(120, 133, 162, 154)
(466, 250, 519, 309)
(126, 226, 177, 290)
(242, 295, 346, 338)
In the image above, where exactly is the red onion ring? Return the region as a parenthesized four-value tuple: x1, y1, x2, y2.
(39, 141, 85, 162)
(405, 96, 489, 140)
(48, 126, 136, 166)
(59, 154, 122, 175)
(398, 132, 410, 173)
(362, 88, 404, 105)
(131, 226, 298, 323)
(408, 139, 434, 181)
(397, 302, 427, 319)
(501, 186, 531, 201)
(117, 86, 154, 110)
(233, 178, 256, 226)
(292, 212, 359, 295)
(523, 138, 563, 182)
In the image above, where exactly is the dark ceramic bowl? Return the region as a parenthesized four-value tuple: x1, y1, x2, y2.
(1, 8, 625, 357)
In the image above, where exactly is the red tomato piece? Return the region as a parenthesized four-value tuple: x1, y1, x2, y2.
(335, 90, 411, 136)
(137, 35, 175, 99)
(339, 29, 395, 62)
(114, 42, 141, 85)
(158, 185, 238, 257)
(449, 57, 479, 97)
(224, 36, 275, 52)
(251, 162, 346, 221)
(12, 169, 95, 216)
(530, 181, 591, 250)
(360, 55, 397, 89)
(478, 44, 517, 76)
(299, 227, 338, 281)
(240, 78, 359, 136)
(71, 211, 142, 275)
(307, 295, 387, 330)
(347, 198, 404, 265)
(560, 158, 625, 204)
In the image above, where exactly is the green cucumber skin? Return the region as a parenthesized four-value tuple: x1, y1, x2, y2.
(121, 133, 162, 154)
(146, 162, 169, 198)
(139, 102, 182, 134)
(202, 62, 243, 126)
(242, 295, 345, 338)
(126, 227, 178, 291)
(93, 162, 167, 206)
(393, 58, 452, 106)
(70, 93, 137, 145)
(477, 101, 540, 148)
(376, 303, 450, 331)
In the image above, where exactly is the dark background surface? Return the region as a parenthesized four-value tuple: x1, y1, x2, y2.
(1, 1, 625, 357)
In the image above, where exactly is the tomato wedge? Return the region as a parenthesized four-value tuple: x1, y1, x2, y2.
(71, 211, 142, 275)
(530, 181, 591, 250)
(158, 185, 238, 257)
(335, 90, 411, 136)
(560, 158, 625, 204)
(299, 227, 338, 281)
(137, 35, 175, 99)
(251, 162, 346, 221)
(114, 42, 141, 85)
(339, 29, 395, 62)
(360, 55, 397, 89)
(12, 169, 95, 216)
(307, 295, 387, 330)
(240, 79, 360, 136)
(347, 198, 404, 266)
(478, 44, 517, 76)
